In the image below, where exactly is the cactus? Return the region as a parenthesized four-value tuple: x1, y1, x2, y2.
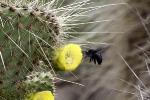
(0, 72, 55, 100)
(24, 72, 55, 100)
(0, 0, 86, 99)
(0, 0, 64, 99)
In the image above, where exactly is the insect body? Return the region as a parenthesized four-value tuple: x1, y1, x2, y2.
(84, 49, 102, 65)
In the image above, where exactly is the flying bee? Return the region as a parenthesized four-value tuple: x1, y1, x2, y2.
(84, 49, 102, 65)
(84, 46, 109, 65)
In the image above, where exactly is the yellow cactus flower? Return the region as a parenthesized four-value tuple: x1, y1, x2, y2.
(26, 91, 54, 100)
(53, 44, 83, 71)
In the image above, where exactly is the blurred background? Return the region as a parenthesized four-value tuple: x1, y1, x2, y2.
(55, 0, 150, 100)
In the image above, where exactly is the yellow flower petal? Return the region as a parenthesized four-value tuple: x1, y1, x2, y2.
(26, 91, 54, 100)
(53, 44, 83, 71)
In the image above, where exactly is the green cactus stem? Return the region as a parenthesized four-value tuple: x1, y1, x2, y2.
(0, 0, 91, 99)
(0, 0, 63, 99)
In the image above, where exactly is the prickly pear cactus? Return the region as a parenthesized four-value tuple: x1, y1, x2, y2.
(1, 72, 55, 100)
(0, 0, 85, 99)
(0, 0, 64, 99)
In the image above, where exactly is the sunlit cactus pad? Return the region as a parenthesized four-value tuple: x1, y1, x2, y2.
(24, 72, 55, 93)
(0, 72, 55, 100)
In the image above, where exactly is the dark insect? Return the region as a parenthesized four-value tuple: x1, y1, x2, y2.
(84, 49, 103, 65)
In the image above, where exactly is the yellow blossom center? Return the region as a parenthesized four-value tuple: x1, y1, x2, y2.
(66, 57, 73, 65)
(65, 51, 75, 65)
